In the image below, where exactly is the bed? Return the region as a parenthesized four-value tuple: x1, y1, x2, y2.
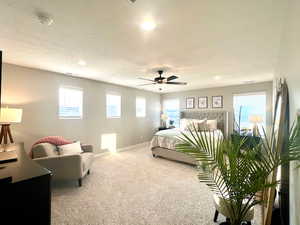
(150, 110, 228, 165)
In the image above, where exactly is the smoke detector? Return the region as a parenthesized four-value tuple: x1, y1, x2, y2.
(36, 12, 54, 26)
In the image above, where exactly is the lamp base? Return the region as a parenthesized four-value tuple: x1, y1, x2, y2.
(0, 124, 14, 145)
(252, 124, 259, 136)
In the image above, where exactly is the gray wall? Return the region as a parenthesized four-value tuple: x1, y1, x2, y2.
(161, 81, 273, 134)
(2, 63, 161, 154)
(275, 0, 300, 223)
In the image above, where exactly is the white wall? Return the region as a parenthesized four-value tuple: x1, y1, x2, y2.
(2, 63, 161, 153)
(275, 0, 300, 224)
(161, 81, 273, 134)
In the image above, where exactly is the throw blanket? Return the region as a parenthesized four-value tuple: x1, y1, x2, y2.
(30, 136, 73, 158)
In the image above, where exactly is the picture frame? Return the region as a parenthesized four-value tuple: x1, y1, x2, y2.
(212, 96, 223, 108)
(186, 97, 195, 109)
(198, 96, 208, 109)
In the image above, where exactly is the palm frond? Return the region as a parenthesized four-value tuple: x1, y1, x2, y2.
(175, 114, 300, 223)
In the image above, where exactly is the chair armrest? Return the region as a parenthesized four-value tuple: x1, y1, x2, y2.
(34, 154, 82, 180)
(81, 144, 93, 153)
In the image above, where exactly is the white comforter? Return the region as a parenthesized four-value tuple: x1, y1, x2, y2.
(150, 128, 223, 151)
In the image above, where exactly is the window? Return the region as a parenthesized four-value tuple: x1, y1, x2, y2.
(101, 133, 117, 153)
(136, 97, 146, 117)
(106, 94, 121, 118)
(59, 87, 83, 119)
(233, 92, 266, 132)
(163, 99, 180, 127)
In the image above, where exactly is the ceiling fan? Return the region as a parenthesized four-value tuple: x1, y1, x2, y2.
(138, 70, 187, 86)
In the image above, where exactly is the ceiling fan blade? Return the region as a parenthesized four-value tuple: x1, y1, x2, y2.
(138, 78, 155, 82)
(166, 81, 187, 85)
(167, 75, 178, 81)
(137, 83, 156, 86)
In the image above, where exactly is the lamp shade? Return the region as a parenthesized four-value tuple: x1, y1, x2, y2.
(249, 115, 263, 124)
(0, 108, 23, 124)
(161, 114, 168, 121)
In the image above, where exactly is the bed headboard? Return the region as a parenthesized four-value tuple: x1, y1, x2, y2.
(180, 110, 229, 137)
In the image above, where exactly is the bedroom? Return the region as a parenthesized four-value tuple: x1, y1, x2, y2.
(0, 0, 300, 225)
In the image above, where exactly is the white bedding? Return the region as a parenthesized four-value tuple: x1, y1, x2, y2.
(150, 128, 223, 151)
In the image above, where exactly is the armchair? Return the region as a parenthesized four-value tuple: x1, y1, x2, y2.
(32, 143, 94, 187)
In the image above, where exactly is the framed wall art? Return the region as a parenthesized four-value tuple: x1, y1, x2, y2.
(186, 97, 195, 109)
(212, 96, 223, 108)
(198, 96, 208, 109)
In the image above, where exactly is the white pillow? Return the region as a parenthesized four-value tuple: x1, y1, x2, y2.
(180, 119, 189, 130)
(184, 119, 207, 131)
(191, 119, 207, 131)
(58, 141, 83, 155)
(206, 119, 218, 130)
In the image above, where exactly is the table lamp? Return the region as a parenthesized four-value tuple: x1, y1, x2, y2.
(0, 108, 23, 144)
(249, 115, 263, 136)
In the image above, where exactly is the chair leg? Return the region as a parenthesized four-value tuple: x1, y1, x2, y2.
(78, 178, 82, 187)
(213, 210, 219, 222)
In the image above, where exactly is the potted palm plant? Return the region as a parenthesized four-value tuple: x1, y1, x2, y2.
(176, 118, 300, 225)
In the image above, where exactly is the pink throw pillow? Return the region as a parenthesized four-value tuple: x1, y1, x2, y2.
(33, 136, 73, 147)
(30, 136, 73, 158)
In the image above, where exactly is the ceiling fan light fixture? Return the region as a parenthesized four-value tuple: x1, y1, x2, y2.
(137, 70, 187, 87)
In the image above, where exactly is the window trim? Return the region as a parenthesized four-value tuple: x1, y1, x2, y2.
(233, 91, 267, 97)
(136, 97, 146, 118)
(106, 93, 122, 119)
(59, 86, 83, 120)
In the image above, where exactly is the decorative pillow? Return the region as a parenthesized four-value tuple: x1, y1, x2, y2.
(187, 119, 207, 131)
(33, 136, 73, 147)
(32, 143, 58, 159)
(180, 119, 189, 130)
(58, 141, 83, 155)
(198, 119, 208, 131)
(206, 119, 218, 130)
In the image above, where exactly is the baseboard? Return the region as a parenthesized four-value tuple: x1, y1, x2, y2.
(94, 141, 150, 158)
(117, 141, 150, 152)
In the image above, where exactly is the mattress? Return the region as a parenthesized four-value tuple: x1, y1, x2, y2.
(150, 128, 223, 151)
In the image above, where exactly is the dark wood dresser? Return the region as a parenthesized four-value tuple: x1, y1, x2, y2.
(0, 143, 52, 225)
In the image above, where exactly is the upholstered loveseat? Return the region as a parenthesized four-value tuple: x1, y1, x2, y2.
(32, 143, 94, 187)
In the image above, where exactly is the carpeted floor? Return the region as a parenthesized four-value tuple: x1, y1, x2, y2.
(51, 146, 260, 225)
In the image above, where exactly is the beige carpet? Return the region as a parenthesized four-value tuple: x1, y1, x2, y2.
(51, 146, 260, 225)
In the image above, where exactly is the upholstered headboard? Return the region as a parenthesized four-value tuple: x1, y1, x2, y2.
(180, 110, 229, 137)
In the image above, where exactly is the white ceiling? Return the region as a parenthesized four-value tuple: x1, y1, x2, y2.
(0, 0, 283, 93)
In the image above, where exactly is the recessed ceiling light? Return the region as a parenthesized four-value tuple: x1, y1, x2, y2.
(141, 20, 156, 31)
(78, 60, 86, 66)
(214, 76, 221, 80)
